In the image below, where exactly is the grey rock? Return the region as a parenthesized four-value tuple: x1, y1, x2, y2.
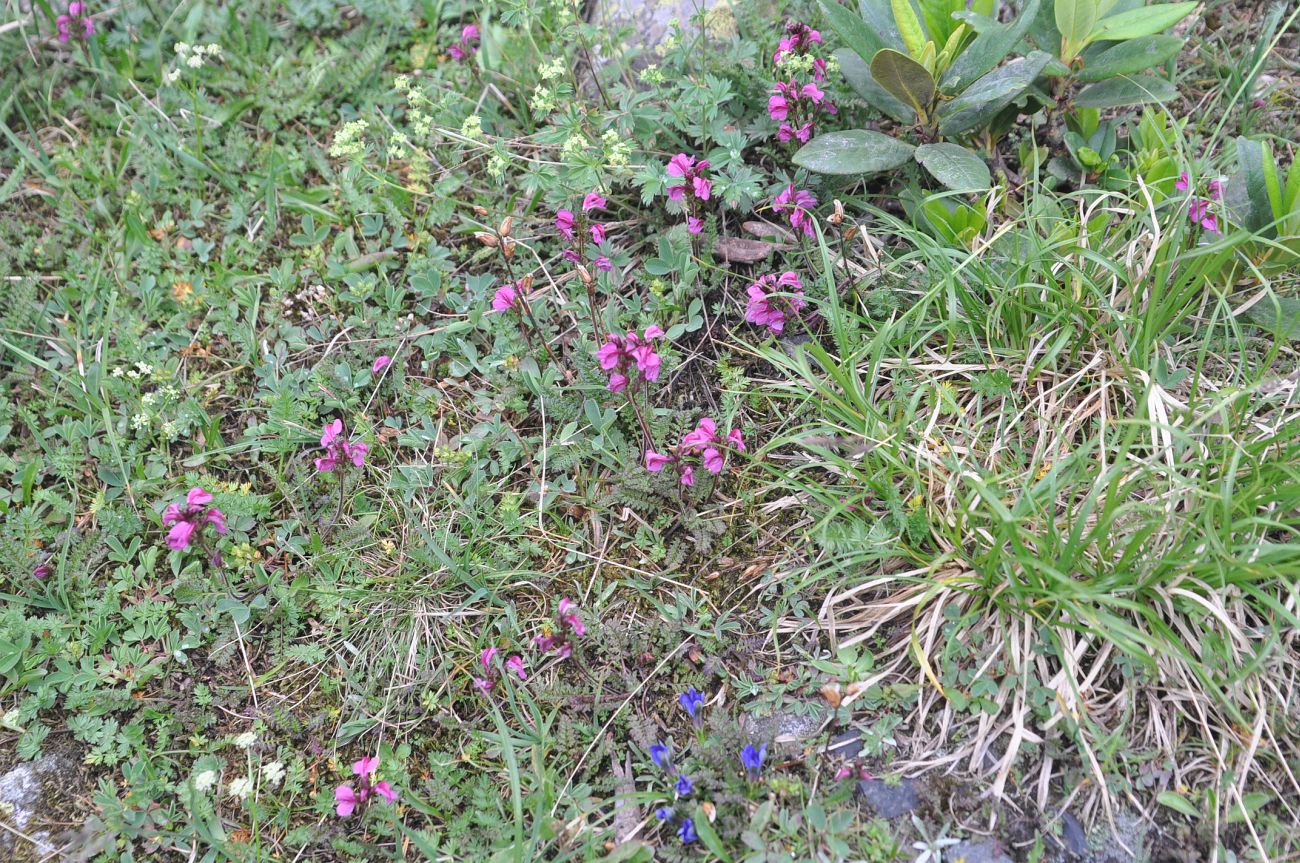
(856, 777, 920, 819)
(746, 710, 823, 743)
(1060, 811, 1088, 857)
(0, 753, 76, 858)
(945, 840, 1014, 863)
(590, 0, 723, 62)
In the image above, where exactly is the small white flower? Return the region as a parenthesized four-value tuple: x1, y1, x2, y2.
(186, 54, 205, 69)
(163, 68, 181, 84)
(233, 731, 257, 749)
(193, 769, 218, 791)
(174, 42, 190, 55)
(228, 776, 254, 800)
(135, 361, 153, 374)
(261, 761, 285, 787)
(112, 367, 124, 377)
(204, 43, 222, 57)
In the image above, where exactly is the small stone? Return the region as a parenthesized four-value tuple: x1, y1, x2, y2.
(745, 710, 822, 743)
(1060, 812, 1088, 857)
(0, 753, 77, 858)
(856, 777, 920, 819)
(713, 236, 784, 264)
(945, 840, 1013, 863)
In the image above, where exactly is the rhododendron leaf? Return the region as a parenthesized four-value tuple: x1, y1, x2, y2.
(819, 0, 892, 64)
(1087, 2, 1198, 45)
(1073, 74, 1177, 108)
(870, 49, 936, 120)
(940, 0, 1039, 94)
(1076, 34, 1183, 81)
(858, 0, 904, 47)
(913, 143, 991, 191)
(938, 51, 1050, 136)
(1055, 0, 1102, 60)
(891, 0, 929, 58)
(793, 130, 915, 176)
(835, 48, 916, 122)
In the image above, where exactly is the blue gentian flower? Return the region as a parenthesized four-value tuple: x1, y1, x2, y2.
(674, 774, 693, 797)
(677, 817, 698, 844)
(655, 806, 673, 821)
(649, 742, 671, 771)
(741, 742, 767, 780)
(679, 686, 704, 726)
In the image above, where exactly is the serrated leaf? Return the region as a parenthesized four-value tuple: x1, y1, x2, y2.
(820, 0, 892, 64)
(871, 48, 937, 119)
(835, 47, 916, 122)
(914, 143, 992, 190)
(941, 0, 1041, 93)
(1088, 2, 1198, 43)
(1074, 74, 1177, 107)
(939, 51, 1052, 136)
(793, 130, 916, 175)
(1077, 34, 1183, 80)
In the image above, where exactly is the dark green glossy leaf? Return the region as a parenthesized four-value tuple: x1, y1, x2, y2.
(941, 0, 1040, 94)
(871, 48, 937, 118)
(835, 47, 916, 123)
(1077, 34, 1183, 80)
(819, 0, 891, 63)
(793, 130, 916, 175)
(1074, 74, 1177, 107)
(939, 51, 1052, 136)
(914, 142, 992, 190)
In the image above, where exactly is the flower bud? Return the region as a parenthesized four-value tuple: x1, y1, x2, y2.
(474, 232, 498, 247)
(473, 205, 488, 216)
(502, 238, 516, 259)
(577, 265, 592, 286)
(829, 199, 845, 225)
(498, 215, 513, 237)
(519, 274, 534, 291)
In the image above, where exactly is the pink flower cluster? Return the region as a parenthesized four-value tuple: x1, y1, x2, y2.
(769, 79, 836, 143)
(744, 272, 806, 333)
(315, 419, 369, 472)
(57, 1, 94, 42)
(773, 184, 819, 238)
(557, 191, 613, 271)
(1176, 171, 1222, 234)
(448, 24, 479, 61)
(335, 756, 398, 817)
(474, 598, 585, 693)
(534, 597, 586, 657)
(645, 418, 745, 486)
(596, 325, 665, 392)
(665, 154, 711, 235)
(773, 20, 823, 68)
(163, 487, 227, 551)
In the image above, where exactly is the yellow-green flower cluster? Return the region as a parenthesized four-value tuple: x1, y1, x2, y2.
(329, 119, 369, 159)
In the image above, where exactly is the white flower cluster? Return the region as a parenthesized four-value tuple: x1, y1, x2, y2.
(164, 43, 222, 83)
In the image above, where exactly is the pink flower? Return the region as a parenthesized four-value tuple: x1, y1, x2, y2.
(745, 271, 807, 333)
(335, 784, 360, 817)
(1175, 171, 1190, 191)
(773, 185, 818, 237)
(594, 255, 612, 272)
(666, 153, 697, 178)
(474, 677, 494, 693)
(562, 248, 581, 264)
(371, 355, 391, 374)
(448, 22, 480, 61)
(56, 1, 93, 42)
(582, 192, 607, 212)
(556, 209, 575, 240)
(161, 486, 227, 551)
(664, 154, 712, 216)
(315, 421, 368, 472)
(506, 655, 527, 679)
(590, 223, 607, 245)
(353, 756, 379, 778)
(1207, 178, 1222, 200)
(481, 646, 499, 670)
(702, 448, 724, 474)
(768, 92, 790, 122)
(727, 428, 745, 451)
(687, 217, 704, 235)
(1189, 198, 1219, 234)
(681, 418, 718, 450)
(645, 451, 673, 472)
(34, 563, 52, 579)
(491, 283, 520, 313)
(372, 781, 398, 804)
(692, 176, 712, 200)
(680, 465, 695, 486)
(597, 327, 666, 391)
(558, 598, 586, 636)
(774, 21, 823, 64)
